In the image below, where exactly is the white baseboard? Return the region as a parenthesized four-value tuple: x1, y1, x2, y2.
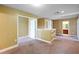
(35, 37, 53, 44)
(0, 44, 18, 54)
(57, 34, 77, 36)
(77, 36, 79, 40)
(18, 35, 29, 39)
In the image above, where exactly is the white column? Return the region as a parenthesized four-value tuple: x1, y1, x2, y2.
(77, 16, 79, 39)
(48, 20, 52, 29)
(45, 19, 52, 29)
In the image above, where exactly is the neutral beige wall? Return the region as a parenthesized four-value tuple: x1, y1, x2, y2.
(36, 29, 56, 41)
(0, 13, 17, 49)
(53, 17, 77, 35)
(0, 5, 37, 49)
(18, 17, 28, 37)
(53, 20, 62, 35)
(37, 18, 52, 29)
(37, 18, 45, 29)
(69, 18, 77, 35)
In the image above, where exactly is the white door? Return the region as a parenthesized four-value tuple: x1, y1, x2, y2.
(29, 18, 36, 39)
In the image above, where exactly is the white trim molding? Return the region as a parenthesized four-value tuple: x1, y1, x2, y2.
(0, 44, 18, 54)
(35, 37, 54, 44)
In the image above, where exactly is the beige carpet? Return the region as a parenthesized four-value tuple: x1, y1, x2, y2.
(11, 38, 79, 54)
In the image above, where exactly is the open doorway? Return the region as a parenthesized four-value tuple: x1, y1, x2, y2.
(17, 15, 37, 44)
(28, 18, 37, 39)
(18, 16, 29, 37)
(17, 15, 29, 44)
(62, 21, 69, 34)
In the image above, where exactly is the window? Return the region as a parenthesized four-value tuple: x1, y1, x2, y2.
(62, 21, 69, 29)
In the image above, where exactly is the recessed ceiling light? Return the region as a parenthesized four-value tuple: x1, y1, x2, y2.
(32, 4, 42, 7)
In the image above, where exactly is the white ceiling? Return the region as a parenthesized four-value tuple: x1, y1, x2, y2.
(4, 4, 79, 19)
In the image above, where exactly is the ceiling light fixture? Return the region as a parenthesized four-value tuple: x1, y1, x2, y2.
(32, 4, 42, 7)
(55, 10, 64, 14)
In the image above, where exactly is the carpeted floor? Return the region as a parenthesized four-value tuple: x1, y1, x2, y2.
(10, 36, 79, 54)
(56, 34, 78, 41)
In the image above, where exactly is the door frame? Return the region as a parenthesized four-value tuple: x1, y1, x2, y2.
(17, 14, 37, 44)
(17, 15, 31, 44)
